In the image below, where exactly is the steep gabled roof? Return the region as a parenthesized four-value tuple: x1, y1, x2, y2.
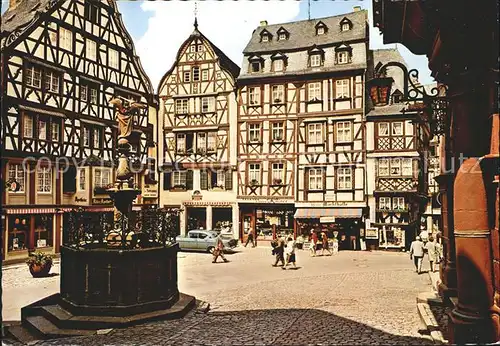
(243, 10, 368, 54)
(158, 25, 240, 92)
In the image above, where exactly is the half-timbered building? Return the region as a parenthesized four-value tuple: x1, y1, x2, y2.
(237, 8, 369, 246)
(0, 0, 157, 263)
(365, 48, 429, 250)
(157, 20, 240, 237)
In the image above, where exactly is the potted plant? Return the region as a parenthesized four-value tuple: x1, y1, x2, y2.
(26, 251, 53, 278)
(272, 178, 283, 185)
(250, 179, 259, 186)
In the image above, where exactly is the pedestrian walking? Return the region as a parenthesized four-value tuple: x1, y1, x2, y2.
(244, 229, 254, 248)
(410, 236, 424, 274)
(282, 237, 297, 270)
(309, 229, 318, 257)
(320, 232, 333, 256)
(212, 236, 229, 263)
(272, 237, 285, 267)
(425, 235, 437, 272)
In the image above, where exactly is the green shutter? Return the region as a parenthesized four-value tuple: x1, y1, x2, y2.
(186, 170, 194, 190)
(200, 170, 208, 190)
(163, 172, 171, 190)
(225, 170, 232, 190)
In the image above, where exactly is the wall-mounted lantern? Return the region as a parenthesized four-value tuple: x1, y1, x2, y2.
(367, 76, 394, 106)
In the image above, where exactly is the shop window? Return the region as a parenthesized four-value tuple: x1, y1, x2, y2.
(8, 163, 25, 192)
(8, 216, 30, 251)
(37, 167, 52, 193)
(337, 167, 352, 190)
(34, 215, 53, 248)
(379, 227, 405, 248)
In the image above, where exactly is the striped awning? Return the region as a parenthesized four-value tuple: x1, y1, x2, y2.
(294, 208, 363, 219)
(4, 207, 71, 214)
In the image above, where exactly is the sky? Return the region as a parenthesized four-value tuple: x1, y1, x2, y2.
(1, 0, 434, 91)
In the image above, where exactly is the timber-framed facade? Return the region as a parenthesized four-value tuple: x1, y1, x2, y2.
(0, 0, 157, 263)
(237, 9, 370, 248)
(157, 21, 240, 237)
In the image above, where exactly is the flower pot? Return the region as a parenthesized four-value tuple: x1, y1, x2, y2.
(29, 263, 52, 278)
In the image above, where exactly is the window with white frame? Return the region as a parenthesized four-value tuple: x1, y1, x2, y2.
(402, 158, 413, 176)
(310, 54, 321, 67)
(273, 59, 283, 72)
(272, 85, 284, 103)
(201, 97, 215, 112)
(23, 114, 33, 138)
(59, 27, 72, 51)
(261, 34, 269, 42)
(25, 66, 42, 88)
(207, 132, 217, 152)
(109, 48, 119, 69)
(78, 169, 86, 191)
(278, 32, 287, 41)
(335, 79, 350, 98)
(337, 51, 349, 64)
(336, 121, 352, 143)
(44, 71, 59, 93)
(175, 99, 189, 114)
(37, 167, 52, 193)
(337, 167, 352, 190)
(189, 45, 196, 53)
(8, 164, 25, 192)
(390, 158, 401, 176)
(249, 87, 260, 105)
(248, 123, 261, 142)
(393, 197, 405, 210)
(38, 119, 47, 140)
(272, 122, 284, 141)
(197, 133, 207, 153)
(378, 197, 391, 210)
(378, 122, 389, 136)
(378, 158, 389, 176)
(341, 23, 350, 31)
(183, 71, 191, 82)
(316, 26, 325, 35)
(216, 169, 225, 188)
(176, 133, 186, 153)
(392, 122, 403, 135)
(308, 82, 321, 101)
(201, 69, 209, 81)
(51, 122, 60, 142)
(94, 169, 110, 187)
(81, 85, 88, 102)
(307, 123, 323, 145)
(90, 87, 98, 104)
(248, 163, 261, 184)
(271, 163, 284, 184)
(172, 171, 187, 187)
(93, 128, 101, 148)
(83, 127, 90, 147)
(86, 39, 97, 61)
(192, 67, 200, 81)
(308, 168, 323, 190)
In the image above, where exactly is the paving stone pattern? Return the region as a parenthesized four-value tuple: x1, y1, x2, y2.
(3, 247, 434, 345)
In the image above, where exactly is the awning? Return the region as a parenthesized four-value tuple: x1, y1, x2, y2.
(4, 207, 72, 214)
(294, 208, 363, 219)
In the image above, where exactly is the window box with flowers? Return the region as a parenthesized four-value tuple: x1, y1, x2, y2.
(248, 179, 261, 187)
(271, 178, 284, 186)
(171, 185, 187, 191)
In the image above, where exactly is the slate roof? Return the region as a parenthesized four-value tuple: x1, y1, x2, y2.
(243, 10, 368, 54)
(372, 48, 407, 68)
(365, 104, 409, 117)
(1, 0, 50, 37)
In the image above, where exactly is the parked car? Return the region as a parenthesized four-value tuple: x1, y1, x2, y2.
(176, 230, 238, 253)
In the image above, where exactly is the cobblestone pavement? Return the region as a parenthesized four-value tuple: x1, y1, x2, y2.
(2, 247, 434, 345)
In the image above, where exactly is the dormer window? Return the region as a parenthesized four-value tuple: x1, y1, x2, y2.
(251, 62, 261, 73)
(340, 18, 352, 32)
(271, 53, 287, 72)
(262, 35, 269, 42)
(315, 21, 328, 35)
(308, 46, 324, 68)
(273, 59, 283, 72)
(260, 29, 272, 43)
(278, 33, 287, 41)
(276, 27, 289, 41)
(337, 51, 349, 64)
(335, 44, 352, 65)
(249, 56, 264, 73)
(310, 55, 321, 67)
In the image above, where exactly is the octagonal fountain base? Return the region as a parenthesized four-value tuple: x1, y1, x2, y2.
(15, 245, 195, 340)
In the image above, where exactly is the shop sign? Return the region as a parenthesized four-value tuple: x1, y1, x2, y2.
(320, 216, 336, 223)
(92, 197, 113, 205)
(37, 239, 47, 248)
(192, 190, 202, 201)
(74, 196, 88, 205)
(324, 201, 348, 207)
(365, 227, 379, 239)
(6, 179, 21, 192)
(142, 184, 158, 198)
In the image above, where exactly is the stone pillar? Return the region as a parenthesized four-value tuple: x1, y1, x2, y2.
(232, 204, 239, 240)
(206, 205, 212, 231)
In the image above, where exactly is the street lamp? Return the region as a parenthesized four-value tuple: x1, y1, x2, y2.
(367, 76, 394, 106)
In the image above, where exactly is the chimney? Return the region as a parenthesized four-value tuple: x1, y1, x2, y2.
(260, 20, 268, 26)
(9, 0, 22, 10)
(353, 6, 361, 12)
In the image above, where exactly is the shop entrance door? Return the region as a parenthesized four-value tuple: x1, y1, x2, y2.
(241, 213, 254, 244)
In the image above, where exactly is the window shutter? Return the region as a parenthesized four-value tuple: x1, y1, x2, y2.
(186, 133, 194, 153)
(305, 169, 309, 192)
(63, 166, 77, 193)
(211, 171, 217, 189)
(200, 170, 208, 190)
(186, 170, 194, 190)
(163, 172, 171, 190)
(322, 168, 327, 190)
(225, 170, 232, 190)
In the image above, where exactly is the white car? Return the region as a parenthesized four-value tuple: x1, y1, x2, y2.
(176, 230, 238, 253)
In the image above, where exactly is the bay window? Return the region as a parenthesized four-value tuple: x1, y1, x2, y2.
(337, 167, 352, 190)
(378, 197, 391, 210)
(37, 167, 52, 193)
(378, 159, 389, 176)
(94, 169, 110, 188)
(402, 158, 413, 176)
(393, 197, 406, 211)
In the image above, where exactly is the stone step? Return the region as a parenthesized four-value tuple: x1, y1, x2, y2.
(417, 291, 443, 306)
(417, 303, 446, 345)
(24, 316, 96, 339)
(5, 323, 40, 345)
